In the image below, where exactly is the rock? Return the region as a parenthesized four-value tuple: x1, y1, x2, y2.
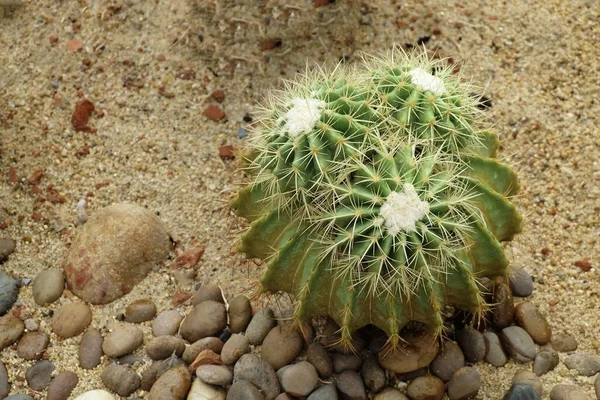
(0, 362, 10, 399)
(406, 374, 444, 400)
(333, 353, 363, 373)
(261, 325, 303, 370)
(146, 335, 186, 360)
(503, 384, 541, 400)
(183, 337, 224, 364)
(228, 295, 252, 333)
(246, 308, 276, 345)
(483, 331, 508, 367)
(335, 370, 366, 400)
(533, 350, 559, 376)
(233, 354, 280, 400)
(25, 360, 54, 390)
(378, 331, 439, 374)
(79, 328, 104, 368)
(307, 342, 333, 378)
(227, 380, 264, 400)
(24, 318, 38, 331)
(16, 331, 49, 360)
(0, 313, 24, 350)
(148, 365, 191, 400)
(514, 302, 551, 345)
(192, 284, 224, 305)
(0, 238, 15, 263)
(492, 281, 515, 329)
(512, 370, 542, 397)
(549, 384, 588, 400)
(500, 326, 536, 362)
(181, 301, 227, 343)
(0, 271, 19, 315)
(32, 269, 64, 305)
(125, 298, 157, 323)
(361, 356, 386, 392)
(158, 354, 187, 377)
(373, 388, 409, 400)
(141, 361, 162, 391)
(51, 302, 92, 338)
(564, 352, 600, 376)
(220, 333, 250, 365)
(63, 203, 172, 304)
(187, 377, 226, 399)
(307, 384, 339, 400)
(279, 361, 318, 397)
(551, 333, 578, 352)
(430, 340, 464, 381)
(153, 310, 184, 336)
(196, 365, 232, 386)
(102, 324, 143, 358)
(4, 396, 34, 400)
(100, 364, 141, 396)
(595, 374, 600, 400)
(73, 390, 116, 400)
(509, 266, 534, 297)
(447, 367, 480, 400)
(455, 326, 486, 363)
(47, 370, 78, 400)
(117, 354, 146, 365)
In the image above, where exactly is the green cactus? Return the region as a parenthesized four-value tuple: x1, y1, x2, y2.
(233, 49, 522, 348)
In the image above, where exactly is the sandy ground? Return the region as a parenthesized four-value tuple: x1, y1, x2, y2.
(0, 0, 599, 399)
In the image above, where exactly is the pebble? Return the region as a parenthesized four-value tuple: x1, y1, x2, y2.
(378, 331, 439, 373)
(278, 361, 317, 397)
(515, 302, 552, 345)
(0, 362, 9, 399)
(447, 367, 480, 400)
(0, 238, 15, 262)
(220, 333, 250, 365)
(51, 302, 92, 338)
(333, 353, 363, 373)
(502, 384, 541, 400)
(192, 284, 224, 305)
(509, 266, 534, 297)
(374, 388, 409, 400)
(406, 374, 444, 400)
(5, 396, 34, 400)
(79, 328, 104, 368)
(483, 331, 508, 367)
(533, 350, 559, 376)
(564, 352, 600, 376)
(148, 365, 191, 400)
(261, 325, 303, 370)
(141, 361, 162, 391)
(16, 331, 49, 360)
(0, 313, 25, 350)
(101, 363, 141, 396)
(551, 333, 578, 352)
(512, 370, 542, 397)
(335, 370, 367, 400)
(24, 318, 38, 331)
(307, 384, 339, 400)
(595, 373, 600, 399)
(125, 298, 157, 323)
(227, 380, 264, 400)
(307, 342, 333, 378)
(117, 354, 146, 365)
(228, 295, 252, 333)
(233, 354, 280, 400)
(500, 326, 536, 362)
(0, 271, 18, 315)
(549, 384, 588, 400)
(183, 337, 224, 364)
(63, 203, 172, 304)
(158, 354, 187, 377)
(25, 360, 54, 391)
(73, 389, 116, 400)
(187, 377, 226, 399)
(246, 308, 276, 345)
(181, 301, 227, 343)
(430, 340, 465, 381)
(146, 335, 186, 360)
(456, 326, 486, 363)
(102, 323, 143, 358)
(153, 310, 184, 336)
(196, 365, 232, 386)
(32, 269, 64, 305)
(492, 281, 515, 329)
(361, 356, 386, 392)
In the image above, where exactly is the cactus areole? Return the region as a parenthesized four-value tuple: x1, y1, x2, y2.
(232, 49, 522, 348)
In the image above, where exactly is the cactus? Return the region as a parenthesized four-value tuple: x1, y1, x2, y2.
(233, 49, 522, 348)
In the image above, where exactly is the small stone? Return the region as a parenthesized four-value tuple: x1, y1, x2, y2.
(430, 340, 465, 381)
(195, 365, 232, 386)
(226, 380, 264, 400)
(4, 396, 34, 400)
(146, 335, 186, 360)
(25, 360, 54, 391)
(564, 352, 600, 376)
(73, 390, 116, 400)
(79, 328, 104, 369)
(204, 105, 226, 122)
(406, 374, 444, 400)
(500, 326, 536, 362)
(447, 367, 480, 400)
(492, 281, 515, 329)
(549, 384, 588, 400)
(141, 361, 162, 391)
(148, 365, 191, 400)
(220, 333, 250, 365)
(171, 247, 205, 270)
(551, 333, 578, 352)
(233, 354, 280, 400)
(515, 302, 552, 345)
(246, 308, 276, 345)
(261, 325, 303, 370)
(0, 362, 10, 399)
(333, 353, 363, 373)
(192, 284, 224, 304)
(373, 388, 409, 400)
(51, 302, 92, 338)
(509, 266, 534, 297)
(153, 310, 184, 336)
(117, 354, 145, 365)
(187, 377, 226, 399)
(512, 370, 542, 397)
(102, 324, 144, 358)
(181, 301, 227, 343)
(125, 298, 157, 323)
(307, 342, 333, 379)
(17, 331, 49, 360)
(360, 356, 386, 392)
(483, 331, 508, 367)
(32, 269, 64, 305)
(183, 337, 224, 364)
(101, 364, 141, 397)
(378, 331, 440, 374)
(279, 361, 318, 397)
(533, 350, 559, 376)
(47, 370, 78, 400)
(502, 384, 541, 400)
(0, 238, 16, 262)
(307, 384, 339, 400)
(0, 313, 25, 350)
(335, 370, 367, 400)
(24, 318, 38, 331)
(595, 374, 600, 400)
(456, 326, 486, 363)
(0, 271, 19, 315)
(228, 295, 252, 333)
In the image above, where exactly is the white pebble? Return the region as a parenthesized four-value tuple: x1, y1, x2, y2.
(73, 389, 116, 400)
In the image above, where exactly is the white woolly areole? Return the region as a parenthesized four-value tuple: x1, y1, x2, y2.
(282, 98, 326, 138)
(380, 183, 430, 236)
(409, 68, 446, 96)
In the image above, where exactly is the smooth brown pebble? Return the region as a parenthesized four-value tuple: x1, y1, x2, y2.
(192, 284, 223, 305)
(152, 310, 183, 336)
(51, 302, 92, 338)
(512, 369, 542, 397)
(180, 301, 227, 343)
(102, 324, 143, 358)
(406, 374, 444, 400)
(430, 340, 465, 382)
(183, 337, 224, 364)
(195, 364, 233, 386)
(307, 342, 333, 379)
(79, 328, 104, 368)
(0, 314, 24, 351)
(47, 370, 78, 400)
(549, 384, 588, 400)
(374, 388, 410, 400)
(17, 332, 49, 360)
(551, 333, 578, 352)
(515, 302, 552, 345)
(124, 298, 157, 323)
(447, 367, 481, 400)
(146, 335, 186, 360)
(148, 365, 191, 400)
(220, 333, 250, 365)
(228, 295, 252, 333)
(101, 363, 141, 397)
(32, 269, 64, 305)
(261, 325, 303, 370)
(378, 331, 439, 374)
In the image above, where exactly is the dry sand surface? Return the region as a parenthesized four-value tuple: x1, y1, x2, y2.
(1, 0, 599, 398)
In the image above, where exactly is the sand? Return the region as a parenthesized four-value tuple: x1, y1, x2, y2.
(0, 0, 599, 398)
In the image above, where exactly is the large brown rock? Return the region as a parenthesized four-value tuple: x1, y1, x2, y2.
(63, 203, 172, 304)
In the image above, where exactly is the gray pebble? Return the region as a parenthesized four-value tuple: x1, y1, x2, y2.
(456, 326, 486, 363)
(279, 361, 318, 397)
(361, 356, 386, 392)
(146, 335, 186, 360)
(141, 361, 161, 391)
(124, 298, 157, 323)
(5, 396, 34, 400)
(532, 350, 559, 376)
(102, 324, 143, 358)
(192, 284, 224, 305)
(101, 364, 141, 397)
(335, 370, 367, 400)
(180, 301, 227, 343)
(307, 342, 333, 379)
(152, 310, 183, 337)
(512, 370, 542, 397)
(24, 318, 38, 331)
(47, 370, 78, 400)
(261, 325, 303, 370)
(500, 326, 536, 362)
(188, 377, 226, 398)
(182, 337, 224, 364)
(25, 360, 54, 391)
(227, 380, 264, 400)
(16, 331, 49, 360)
(196, 365, 233, 386)
(0, 361, 9, 399)
(502, 384, 541, 400)
(0, 238, 16, 263)
(406, 374, 444, 400)
(430, 340, 465, 382)
(221, 333, 250, 365)
(549, 384, 588, 400)
(509, 266, 534, 297)
(307, 384, 339, 400)
(0, 271, 19, 315)
(233, 354, 280, 400)
(551, 333, 578, 352)
(332, 353, 363, 373)
(246, 308, 276, 346)
(373, 388, 409, 400)
(228, 295, 252, 333)
(447, 367, 480, 400)
(32, 269, 64, 305)
(483, 331, 508, 367)
(79, 328, 104, 369)
(564, 352, 600, 376)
